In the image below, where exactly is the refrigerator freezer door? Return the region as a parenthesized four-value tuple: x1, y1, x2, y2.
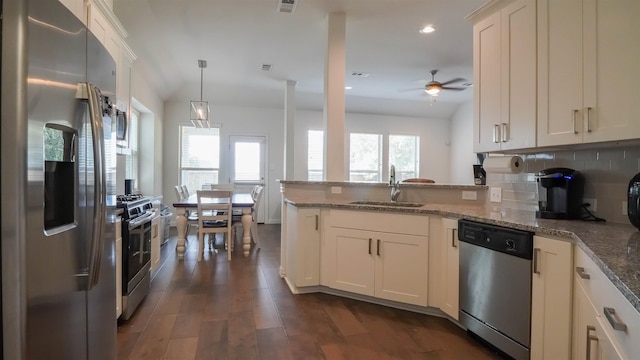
(26, 3, 90, 359)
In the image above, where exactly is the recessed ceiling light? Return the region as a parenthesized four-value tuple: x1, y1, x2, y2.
(345, 86, 352, 90)
(419, 25, 436, 34)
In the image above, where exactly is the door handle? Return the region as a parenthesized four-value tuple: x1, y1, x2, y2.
(377, 239, 381, 256)
(86, 83, 107, 290)
(501, 123, 508, 142)
(573, 109, 579, 134)
(603, 307, 627, 332)
(585, 107, 592, 133)
(533, 248, 541, 274)
(586, 325, 597, 360)
(368, 238, 372, 255)
(493, 124, 500, 143)
(576, 267, 590, 280)
(315, 215, 318, 230)
(451, 228, 457, 248)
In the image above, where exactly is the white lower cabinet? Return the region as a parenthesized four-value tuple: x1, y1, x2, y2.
(115, 216, 122, 319)
(572, 246, 640, 359)
(322, 210, 429, 306)
(440, 218, 459, 320)
(284, 205, 321, 289)
(530, 235, 573, 360)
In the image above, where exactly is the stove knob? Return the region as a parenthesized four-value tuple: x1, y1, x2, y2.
(506, 239, 516, 251)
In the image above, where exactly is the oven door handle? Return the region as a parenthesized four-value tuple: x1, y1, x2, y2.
(128, 213, 153, 230)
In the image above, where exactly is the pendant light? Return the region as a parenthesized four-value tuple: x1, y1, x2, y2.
(190, 59, 210, 128)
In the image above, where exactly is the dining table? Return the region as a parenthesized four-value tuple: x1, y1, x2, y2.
(172, 193, 254, 259)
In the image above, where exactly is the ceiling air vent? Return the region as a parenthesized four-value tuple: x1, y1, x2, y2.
(261, 64, 272, 71)
(351, 72, 371, 78)
(277, 0, 298, 14)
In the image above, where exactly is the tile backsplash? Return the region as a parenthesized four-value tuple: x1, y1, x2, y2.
(487, 145, 640, 225)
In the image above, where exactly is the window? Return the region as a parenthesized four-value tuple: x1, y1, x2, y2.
(125, 109, 139, 186)
(307, 130, 324, 181)
(179, 126, 220, 192)
(389, 134, 419, 181)
(349, 133, 382, 182)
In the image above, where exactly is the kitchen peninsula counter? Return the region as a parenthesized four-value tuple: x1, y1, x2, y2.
(284, 198, 640, 314)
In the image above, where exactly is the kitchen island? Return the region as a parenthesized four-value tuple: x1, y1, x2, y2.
(284, 197, 640, 314)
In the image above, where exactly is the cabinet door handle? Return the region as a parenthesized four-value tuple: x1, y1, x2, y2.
(493, 124, 500, 143)
(576, 266, 590, 280)
(586, 107, 592, 133)
(604, 307, 627, 332)
(368, 238, 372, 255)
(586, 325, 597, 360)
(377, 239, 381, 256)
(573, 109, 579, 134)
(315, 215, 318, 230)
(451, 228, 457, 248)
(533, 248, 541, 274)
(501, 123, 508, 142)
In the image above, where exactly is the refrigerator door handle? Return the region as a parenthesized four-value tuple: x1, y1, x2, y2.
(85, 83, 107, 289)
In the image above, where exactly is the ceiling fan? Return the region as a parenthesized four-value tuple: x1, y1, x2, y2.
(403, 70, 468, 96)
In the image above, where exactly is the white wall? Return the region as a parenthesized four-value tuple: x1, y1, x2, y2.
(449, 101, 475, 184)
(163, 102, 285, 224)
(116, 63, 164, 197)
(293, 110, 453, 183)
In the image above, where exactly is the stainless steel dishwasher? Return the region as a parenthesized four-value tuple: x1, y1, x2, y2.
(458, 219, 534, 360)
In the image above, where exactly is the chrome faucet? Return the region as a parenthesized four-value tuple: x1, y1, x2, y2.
(389, 165, 400, 202)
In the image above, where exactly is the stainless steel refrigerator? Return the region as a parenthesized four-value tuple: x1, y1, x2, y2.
(2, 0, 118, 358)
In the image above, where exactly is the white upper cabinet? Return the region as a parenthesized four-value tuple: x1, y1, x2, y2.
(473, 0, 537, 153)
(538, 0, 640, 146)
(59, 0, 87, 24)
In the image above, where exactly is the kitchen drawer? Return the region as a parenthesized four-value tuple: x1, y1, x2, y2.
(327, 209, 428, 236)
(574, 246, 640, 358)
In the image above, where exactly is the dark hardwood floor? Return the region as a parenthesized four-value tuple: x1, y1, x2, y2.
(117, 225, 504, 359)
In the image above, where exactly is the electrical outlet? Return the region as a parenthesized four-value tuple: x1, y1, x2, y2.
(330, 186, 342, 194)
(490, 187, 502, 203)
(462, 191, 478, 200)
(584, 198, 597, 212)
(623, 201, 628, 216)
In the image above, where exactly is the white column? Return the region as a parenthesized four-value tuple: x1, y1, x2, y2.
(323, 12, 346, 181)
(284, 80, 296, 180)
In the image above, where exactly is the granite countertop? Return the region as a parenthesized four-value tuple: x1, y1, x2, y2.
(284, 198, 640, 314)
(278, 180, 488, 190)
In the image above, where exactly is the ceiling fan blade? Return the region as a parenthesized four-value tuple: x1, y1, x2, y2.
(439, 78, 466, 86)
(441, 86, 467, 91)
(398, 87, 425, 93)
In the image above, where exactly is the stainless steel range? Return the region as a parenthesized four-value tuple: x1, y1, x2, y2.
(117, 195, 153, 320)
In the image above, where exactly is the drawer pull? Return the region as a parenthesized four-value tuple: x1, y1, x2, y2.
(576, 267, 590, 280)
(586, 325, 597, 360)
(315, 215, 318, 230)
(493, 124, 500, 143)
(604, 307, 627, 332)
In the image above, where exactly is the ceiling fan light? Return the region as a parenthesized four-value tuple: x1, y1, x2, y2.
(425, 84, 440, 95)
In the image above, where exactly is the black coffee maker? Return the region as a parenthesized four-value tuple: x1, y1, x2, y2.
(536, 167, 584, 219)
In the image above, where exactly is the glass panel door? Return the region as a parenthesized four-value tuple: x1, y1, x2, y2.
(230, 135, 266, 223)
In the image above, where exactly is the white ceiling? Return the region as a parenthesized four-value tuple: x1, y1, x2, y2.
(113, 0, 486, 118)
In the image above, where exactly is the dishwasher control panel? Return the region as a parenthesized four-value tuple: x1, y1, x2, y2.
(458, 219, 534, 259)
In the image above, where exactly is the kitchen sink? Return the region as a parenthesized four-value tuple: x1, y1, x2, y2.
(348, 201, 425, 207)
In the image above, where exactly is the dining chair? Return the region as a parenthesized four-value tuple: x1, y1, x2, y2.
(196, 190, 234, 261)
(181, 185, 190, 197)
(250, 185, 264, 248)
(174, 185, 186, 200)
